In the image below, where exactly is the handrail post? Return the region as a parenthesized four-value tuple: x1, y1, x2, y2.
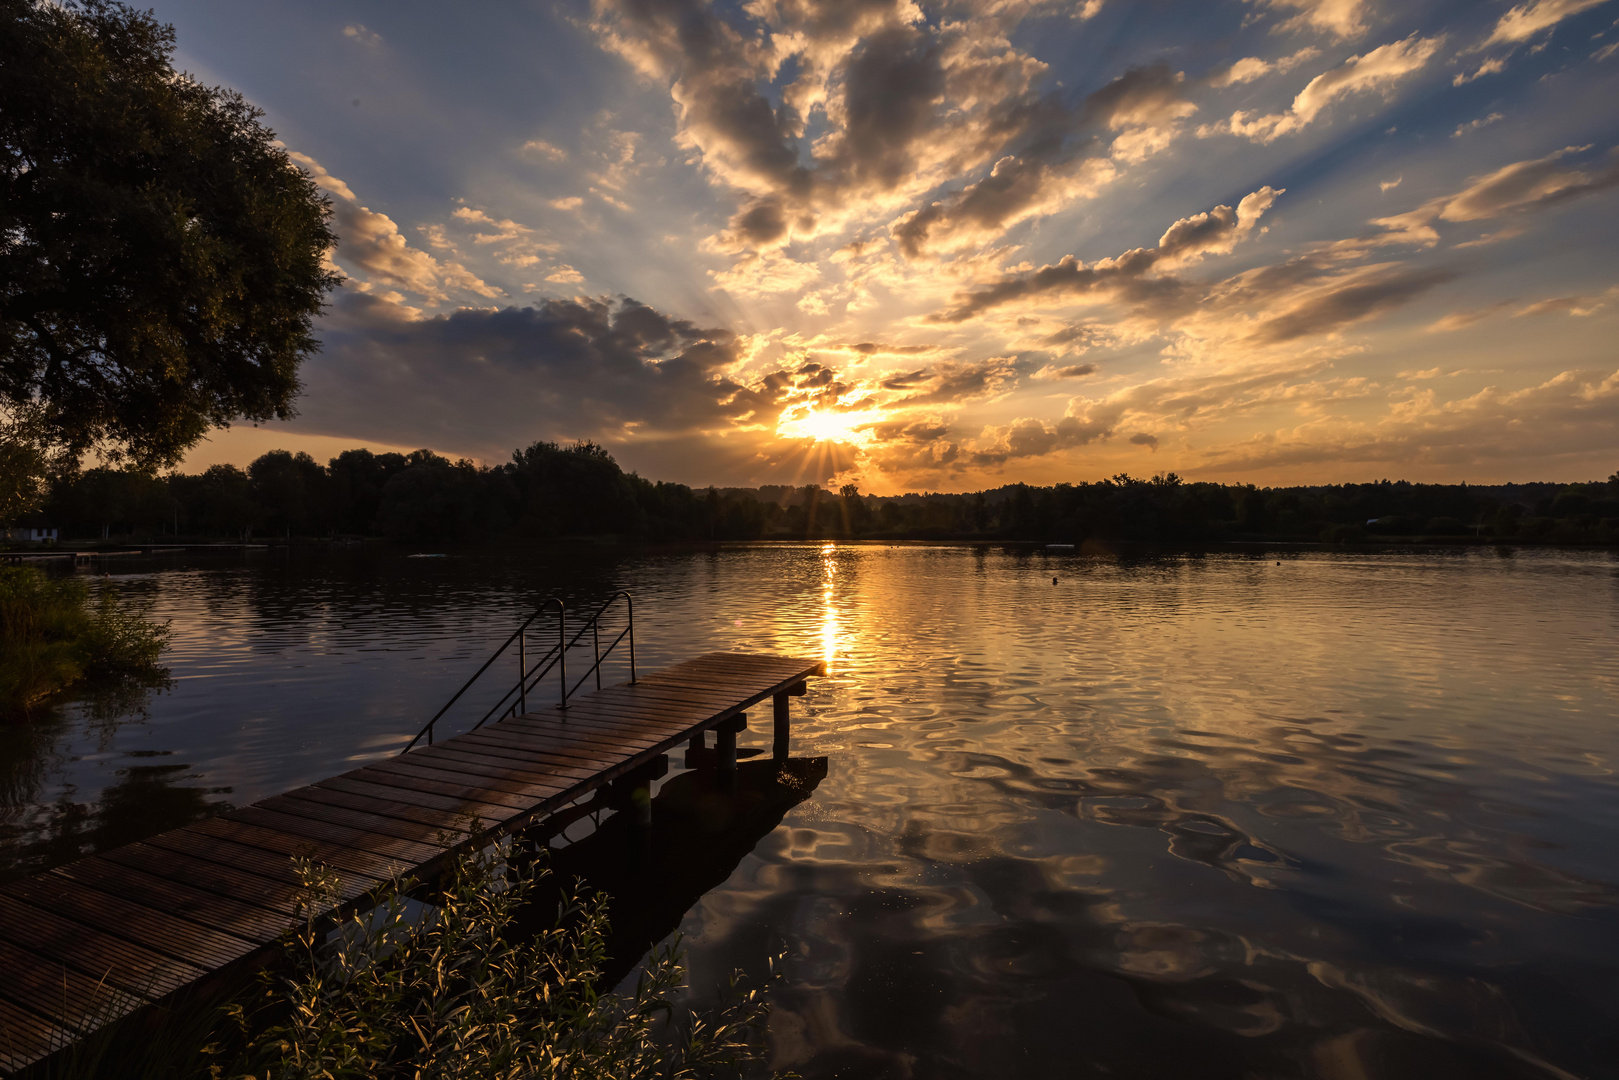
(627, 593, 636, 683)
(558, 603, 568, 711)
(518, 628, 527, 716)
(593, 618, 601, 689)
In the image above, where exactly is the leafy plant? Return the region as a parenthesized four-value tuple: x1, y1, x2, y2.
(223, 839, 777, 1079)
(0, 565, 170, 711)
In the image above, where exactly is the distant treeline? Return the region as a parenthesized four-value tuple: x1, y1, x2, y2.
(19, 440, 1619, 546)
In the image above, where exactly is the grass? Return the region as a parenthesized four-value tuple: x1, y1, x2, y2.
(17, 837, 779, 1079)
(0, 566, 171, 713)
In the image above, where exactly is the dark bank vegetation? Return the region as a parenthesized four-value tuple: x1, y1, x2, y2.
(26, 841, 774, 1080)
(15, 439, 1619, 548)
(0, 565, 169, 713)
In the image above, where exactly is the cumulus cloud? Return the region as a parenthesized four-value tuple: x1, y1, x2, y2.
(288, 152, 499, 303)
(521, 138, 569, 162)
(590, 0, 1197, 266)
(1252, 0, 1371, 39)
(1210, 34, 1443, 143)
(932, 186, 1282, 321)
(1196, 368, 1619, 476)
(1212, 47, 1321, 86)
(1483, 0, 1612, 47)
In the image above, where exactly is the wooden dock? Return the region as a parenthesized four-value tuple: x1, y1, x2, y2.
(0, 651, 821, 1073)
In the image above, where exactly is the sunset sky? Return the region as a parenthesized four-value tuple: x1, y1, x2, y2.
(166, 0, 1619, 492)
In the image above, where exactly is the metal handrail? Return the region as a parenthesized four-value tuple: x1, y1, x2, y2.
(400, 591, 635, 754)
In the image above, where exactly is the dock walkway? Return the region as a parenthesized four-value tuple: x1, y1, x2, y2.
(0, 651, 821, 1073)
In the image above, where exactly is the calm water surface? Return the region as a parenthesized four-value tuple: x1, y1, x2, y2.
(3, 544, 1618, 1078)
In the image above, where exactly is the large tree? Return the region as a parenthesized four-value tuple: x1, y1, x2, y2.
(0, 0, 339, 469)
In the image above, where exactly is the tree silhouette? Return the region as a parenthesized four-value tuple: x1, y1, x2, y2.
(0, 0, 340, 468)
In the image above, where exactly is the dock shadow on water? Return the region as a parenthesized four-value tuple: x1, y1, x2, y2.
(515, 756, 829, 991)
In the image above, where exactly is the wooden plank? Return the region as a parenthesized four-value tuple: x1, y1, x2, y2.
(50, 858, 291, 941)
(224, 806, 448, 866)
(361, 758, 562, 804)
(0, 996, 66, 1074)
(338, 766, 538, 814)
(497, 712, 676, 748)
(2, 874, 259, 972)
(314, 776, 513, 825)
(142, 828, 387, 895)
(261, 793, 476, 847)
(0, 938, 148, 1035)
(97, 843, 311, 916)
(422, 738, 607, 781)
(0, 895, 207, 998)
(636, 672, 807, 698)
(447, 726, 645, 769)
(508, 704, 698, 740)
(362, 758, 570, 809)
(187, 818, 416, 881)
(448, 725, 630, 767)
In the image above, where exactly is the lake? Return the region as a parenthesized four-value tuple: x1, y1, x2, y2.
(3, 543, 1617, 1078)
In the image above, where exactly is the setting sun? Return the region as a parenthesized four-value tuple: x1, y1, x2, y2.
(777, 408, 882, 445)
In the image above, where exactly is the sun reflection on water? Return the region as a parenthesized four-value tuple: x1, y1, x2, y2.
(819, 541, 839, 672)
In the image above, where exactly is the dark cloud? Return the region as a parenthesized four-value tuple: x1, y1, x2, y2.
(879, 369, 930, 389)
(1245, 266, 1457, 343)
(1439, 146, 1619, 221)
(1049, 363, 1097, 378)
(889, 64, 1200, 257)
(595, 0, 1184, 260)
(845, 341, 940, 355)
(303, 291, 786, 460)
(890, 358, 1019, 405)
(1128, 432, 1159, 449)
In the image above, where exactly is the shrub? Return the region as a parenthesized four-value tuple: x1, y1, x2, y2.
(0, 566, 170, 711)
(224, 840, 775, 1079)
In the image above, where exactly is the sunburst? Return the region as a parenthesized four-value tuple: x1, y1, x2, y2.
(777, 408, 882, 445)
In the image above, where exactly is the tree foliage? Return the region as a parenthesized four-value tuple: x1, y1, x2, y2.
(24, 439, 1619, 547)
(0, 0, 340, 468)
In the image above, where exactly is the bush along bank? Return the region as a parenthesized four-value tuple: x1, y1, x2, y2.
(0, 566, 170, 713)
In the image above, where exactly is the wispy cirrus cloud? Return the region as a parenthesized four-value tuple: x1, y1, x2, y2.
(932, 187, 1283, 322)
(1207, 33, 1444, 143)
(1482, 0, 1613, 47)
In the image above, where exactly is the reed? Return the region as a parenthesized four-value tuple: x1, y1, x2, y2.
(0, 566, 170, 712)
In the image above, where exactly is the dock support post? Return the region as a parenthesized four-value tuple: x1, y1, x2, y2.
(772, 693, 790, 762)
(774, 681, 807, 763)
(715, 713, 747, 791)
(611, 755, 667, 865)
(686, 730, 705, 769)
